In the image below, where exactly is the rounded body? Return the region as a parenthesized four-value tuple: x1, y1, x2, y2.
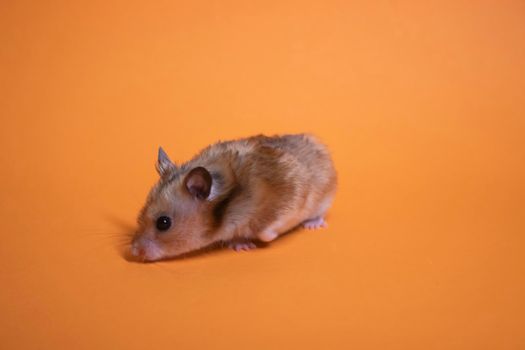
(132, 133, 337, 261)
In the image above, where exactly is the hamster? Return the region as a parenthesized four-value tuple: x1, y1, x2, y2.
(130, 133, 337, 262)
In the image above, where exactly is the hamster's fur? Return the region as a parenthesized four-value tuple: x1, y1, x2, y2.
(131, 134, 337, 261)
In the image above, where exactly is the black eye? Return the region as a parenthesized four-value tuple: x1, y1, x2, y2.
(156, 216, 171, 231)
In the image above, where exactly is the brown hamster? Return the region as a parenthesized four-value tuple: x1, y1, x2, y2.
(130, 134, 337, 262)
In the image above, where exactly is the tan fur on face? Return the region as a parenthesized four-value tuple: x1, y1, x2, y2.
(132, 133, 337, 261)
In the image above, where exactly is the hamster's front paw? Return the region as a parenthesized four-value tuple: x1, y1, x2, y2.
(228, 241, 257, 252)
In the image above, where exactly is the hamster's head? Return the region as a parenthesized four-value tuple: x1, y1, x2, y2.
(130, 147, 216, 262)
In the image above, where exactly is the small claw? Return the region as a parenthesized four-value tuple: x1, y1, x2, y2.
(302, 217, 327, 230)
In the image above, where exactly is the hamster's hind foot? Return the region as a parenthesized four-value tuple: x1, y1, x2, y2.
(302, 217, 327, 230)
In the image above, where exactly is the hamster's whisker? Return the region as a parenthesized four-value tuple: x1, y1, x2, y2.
(152, 262, 175, 274)
(79, 231, 134, 239)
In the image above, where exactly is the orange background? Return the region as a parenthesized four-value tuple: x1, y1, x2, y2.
(1, 0, 524, 349)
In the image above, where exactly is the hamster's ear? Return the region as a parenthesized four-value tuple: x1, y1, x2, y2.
(184, 167, 212, 200)
(156, 147, 176, 177)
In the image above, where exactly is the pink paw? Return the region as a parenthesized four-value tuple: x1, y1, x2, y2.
(302, 217, 327, 230)
(228, 241, 257, 252)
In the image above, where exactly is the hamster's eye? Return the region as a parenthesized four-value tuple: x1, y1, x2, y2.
(156, 216, 172, 231)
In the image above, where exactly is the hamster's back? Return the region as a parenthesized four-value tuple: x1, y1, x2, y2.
(249, 133, 336, 189)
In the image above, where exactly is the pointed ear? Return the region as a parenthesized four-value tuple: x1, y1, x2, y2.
(156, 147, 176, 177)
(184, 167, 212, 200)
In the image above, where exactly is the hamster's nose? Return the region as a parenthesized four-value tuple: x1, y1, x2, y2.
(130, 241, 145, 259)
